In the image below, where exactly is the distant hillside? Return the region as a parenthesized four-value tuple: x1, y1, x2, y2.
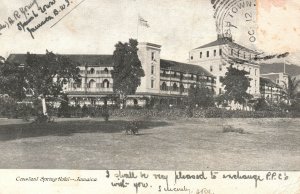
(260, 63, 300, 77)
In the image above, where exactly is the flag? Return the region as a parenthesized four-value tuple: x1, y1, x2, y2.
(138, 15, 150, 28)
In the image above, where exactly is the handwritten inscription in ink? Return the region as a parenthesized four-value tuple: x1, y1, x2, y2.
(105, 170, 289, 193)
(0, 0, 74, 38)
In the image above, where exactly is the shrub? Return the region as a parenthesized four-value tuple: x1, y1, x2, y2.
(222, 125, 245, 134)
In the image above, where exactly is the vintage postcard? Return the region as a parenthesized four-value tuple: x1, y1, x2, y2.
(0, 0, 299, 193)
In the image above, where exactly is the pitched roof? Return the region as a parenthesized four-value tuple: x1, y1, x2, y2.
(7, 54, 113, 67)
(7, 54, 213, 77)
(193, 38, 259, 54)
(260, 77, 282, 88)
(160, 59, 213, 76)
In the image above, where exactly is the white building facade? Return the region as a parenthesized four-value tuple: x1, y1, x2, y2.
(188, 37, 261, 98)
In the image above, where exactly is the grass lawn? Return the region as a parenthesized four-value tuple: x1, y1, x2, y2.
(0, 117, 299, 170)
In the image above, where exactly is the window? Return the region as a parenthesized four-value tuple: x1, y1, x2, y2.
(219, 49, 222, 56)
(89, 68, 95, 74)
(180, 73, 183, 80)
(173, 83, 178, 91)
(190, 55, 193, 60)
(249, 67, 252, 74)
(180, 84, 184, 94)
(219, 88, 222, 95)
(104, 68, 109, 74)
(200, 52, 202, 58)
(231, 49, 234, 55)
(174, 72, 177, 77)
(244, 52, 246, 59)
(151, 80, 154, 88)
(237, 50, 240, 57)
(191, 74, 194, 80)
(210, 65, 213, 72)
(219, 64, 222, 71)
(151, 52, 155, 61)
(255, 69, 257, 76)
(88, 79, 96, 88)
(214, 50, 216, 57)
(207, 51, 209, 57)
(103, 79, 110, 88)
(161, 82, 167, 91)
(151, 65, 154, 75)
(162, 70, 166, 76)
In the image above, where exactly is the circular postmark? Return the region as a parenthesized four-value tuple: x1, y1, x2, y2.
(211, 0, 259, 62)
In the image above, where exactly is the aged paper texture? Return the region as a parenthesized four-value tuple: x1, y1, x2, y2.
(0, 0, 299, 193)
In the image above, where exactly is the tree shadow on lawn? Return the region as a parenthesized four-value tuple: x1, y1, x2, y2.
(0, 120, 170, 141)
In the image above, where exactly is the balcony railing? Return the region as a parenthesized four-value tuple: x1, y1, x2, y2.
(66, 87, 113, 93)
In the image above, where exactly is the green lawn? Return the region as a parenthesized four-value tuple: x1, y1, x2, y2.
(0, 117, 299, 170)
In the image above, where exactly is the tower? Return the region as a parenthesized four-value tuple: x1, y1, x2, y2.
(136, 42, 162, 94)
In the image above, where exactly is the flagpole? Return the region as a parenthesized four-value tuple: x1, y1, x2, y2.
(284, 58, 286, 73)
(137, 15, 139, 41)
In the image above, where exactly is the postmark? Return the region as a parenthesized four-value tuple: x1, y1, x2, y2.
(210, 0, 259, 63)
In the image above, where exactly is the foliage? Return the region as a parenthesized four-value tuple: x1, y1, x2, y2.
(58, 94, 71, 118)
(111, 39, 145, 106)
(188, 83, 215, 108)
(0, 60, 27, 101)
(220, 65, 252, 104)
(0, 52, 80, 118)
(282, 76, 300, 105)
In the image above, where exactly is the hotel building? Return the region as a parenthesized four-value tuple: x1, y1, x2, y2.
(188, 36, 261, 98)
(7, 42, 215, 107)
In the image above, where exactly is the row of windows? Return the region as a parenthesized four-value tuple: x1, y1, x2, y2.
(191, 49, 258, 61)
(80, 68, 110, 74)
(191, 49, 222, 60)
(161, 71, 213, 82)
(210, 64, 223, 72)
(160, 82, 213, 93)
(73, 79, 110, 88)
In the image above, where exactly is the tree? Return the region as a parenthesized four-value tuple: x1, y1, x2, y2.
(111, 39, 145, 108)
(188, 83, 214, 108)
(282, 76, 300, 111)
(220, 65, 252, 105)
(0, 51, 80, 117)
(282, 76, 300, 103)
(58, 93, 70, 117)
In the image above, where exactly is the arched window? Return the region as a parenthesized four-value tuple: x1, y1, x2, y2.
(104, 68, 109, 74)
(173, 83, 178, 91)
(161, 82, 167, 91)
(74, 79, 82, 88)
(90, 68, 95, 74)
(180, 84, 184, 94)
(88, 79, 96, 88)
(133, 99, 138, 105)
(103, 79, 110, 88)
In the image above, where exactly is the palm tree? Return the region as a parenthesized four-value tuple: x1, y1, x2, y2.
(282, 76, 300, 105)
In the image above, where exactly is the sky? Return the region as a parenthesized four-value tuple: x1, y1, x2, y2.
(0, 0, 299, 65)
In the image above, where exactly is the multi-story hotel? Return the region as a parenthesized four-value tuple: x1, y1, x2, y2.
(7, 42, 216, 107)
(261, 72, 289, 90)
(260, 77, 284, 103)
(188, 36, 261, 98)
(7, 38, 288, 107)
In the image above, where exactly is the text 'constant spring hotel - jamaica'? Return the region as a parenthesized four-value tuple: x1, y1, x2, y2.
(7, 36, 285, 107)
